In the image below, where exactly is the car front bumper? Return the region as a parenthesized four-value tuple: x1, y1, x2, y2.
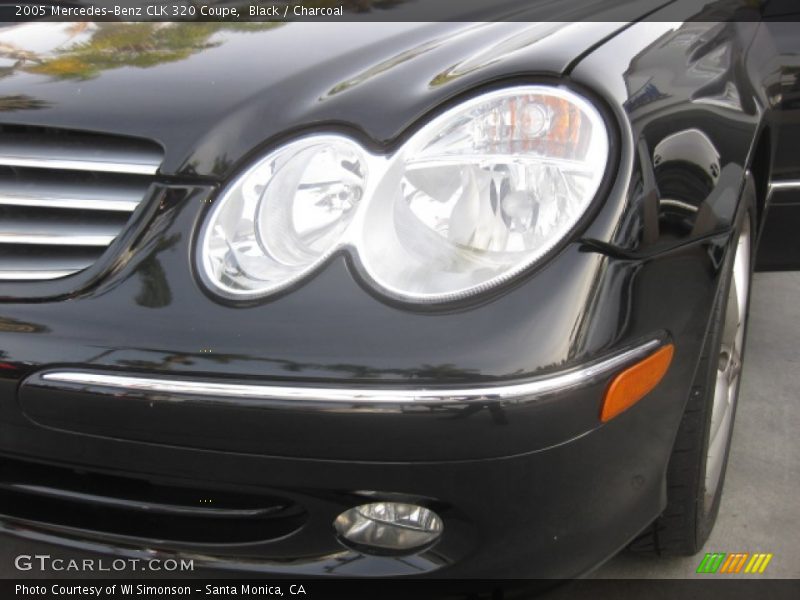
(1, 336, 696, 579)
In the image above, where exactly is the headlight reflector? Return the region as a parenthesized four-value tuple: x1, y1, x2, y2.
(199, 136, 367, 297)
(198, 86, 609, 302)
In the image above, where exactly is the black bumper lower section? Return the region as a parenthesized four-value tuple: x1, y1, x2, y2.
(0, 371, 682, 578)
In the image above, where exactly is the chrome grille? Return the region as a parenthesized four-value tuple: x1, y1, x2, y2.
(0, 127, 163, 281)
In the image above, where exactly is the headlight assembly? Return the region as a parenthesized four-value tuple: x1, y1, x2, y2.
(198, 85, 610, 303)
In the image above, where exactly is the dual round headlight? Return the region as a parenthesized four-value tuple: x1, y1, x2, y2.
(197, 85, 610, 303)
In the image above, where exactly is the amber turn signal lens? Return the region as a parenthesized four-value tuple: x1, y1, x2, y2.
(601, 344, 675, 422)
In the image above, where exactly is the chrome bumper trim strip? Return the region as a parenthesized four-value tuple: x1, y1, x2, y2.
(41, 339, 663, 407)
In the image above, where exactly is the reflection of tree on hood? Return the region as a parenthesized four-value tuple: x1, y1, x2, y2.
(0, 23, 91, 79)
(0, 94, 49, 111)
(24, 22, 283, 80)
(0, 1, 413, 81)
(0, 22, 283, 81)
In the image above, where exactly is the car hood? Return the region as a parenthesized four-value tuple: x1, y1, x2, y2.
(0, 4, 668, 178)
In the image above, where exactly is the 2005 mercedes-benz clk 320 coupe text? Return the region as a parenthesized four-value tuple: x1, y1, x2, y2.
(1, 0, 799, 578)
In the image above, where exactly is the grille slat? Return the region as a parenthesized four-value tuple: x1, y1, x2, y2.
(0, 172, 147, 212)
(0, 127, 163, 281)
(0, 213, 126, 246)
(0, 131, 162, 175)
(0, 245, 102, 280)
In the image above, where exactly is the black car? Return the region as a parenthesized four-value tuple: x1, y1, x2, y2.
(0, 0, 798, 579)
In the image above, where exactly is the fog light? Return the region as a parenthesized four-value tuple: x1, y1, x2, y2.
(334, 502, 443, 555)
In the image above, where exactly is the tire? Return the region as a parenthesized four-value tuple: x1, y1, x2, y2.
(630, 190, 755, 557)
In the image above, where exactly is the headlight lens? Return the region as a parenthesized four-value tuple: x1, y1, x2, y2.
(198, 86, 609, 302)
(199, 136, 367, 297)
(361, 87, 609, 301)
